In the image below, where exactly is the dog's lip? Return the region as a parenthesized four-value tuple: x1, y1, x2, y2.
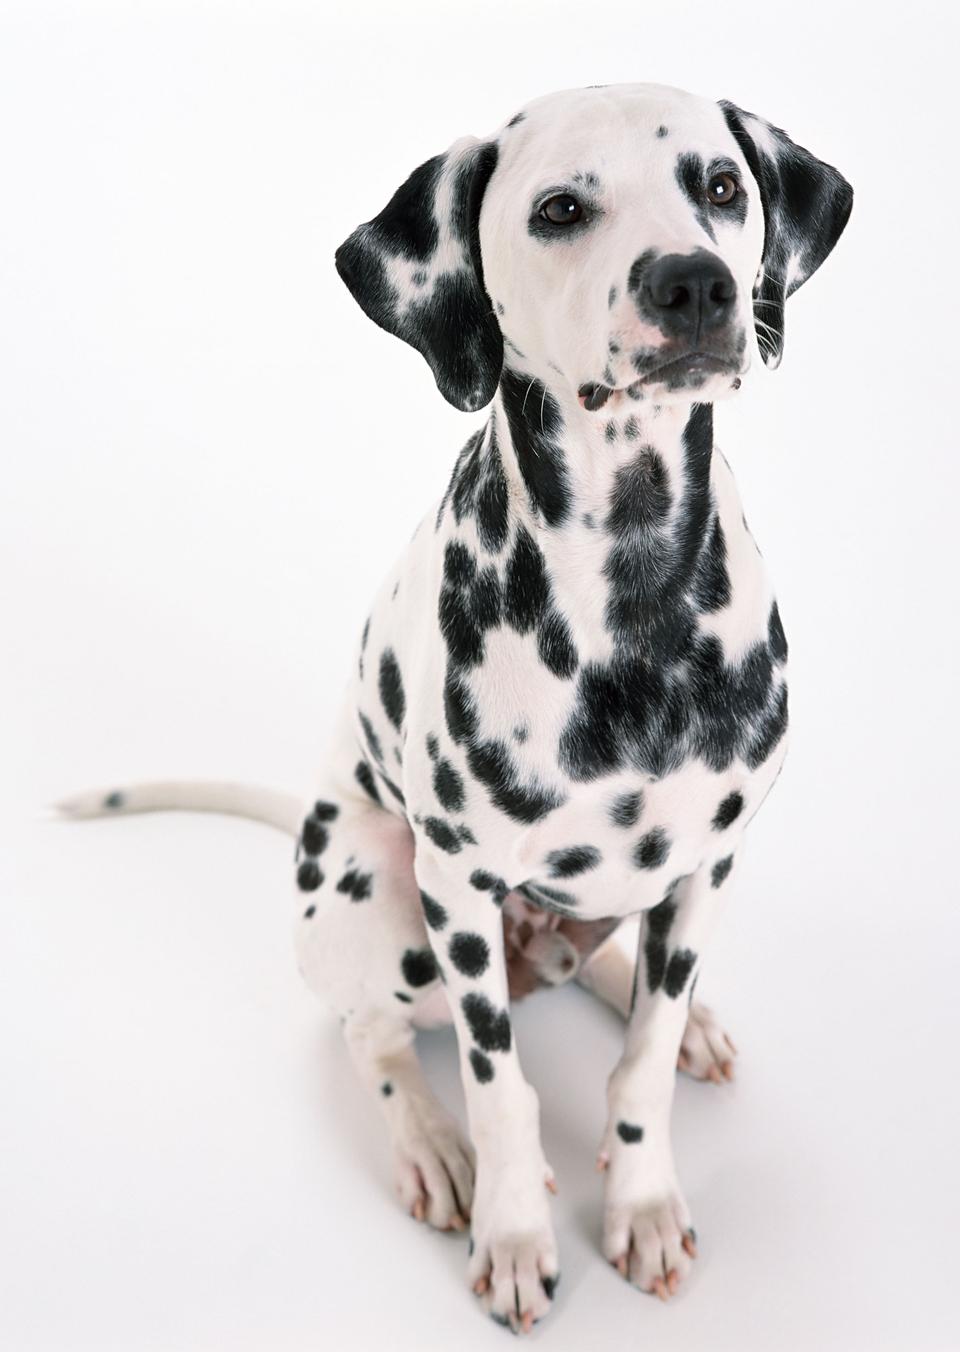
(578, 351, 742, 410)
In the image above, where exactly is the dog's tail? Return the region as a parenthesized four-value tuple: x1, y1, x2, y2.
(54, 781, 302, 837)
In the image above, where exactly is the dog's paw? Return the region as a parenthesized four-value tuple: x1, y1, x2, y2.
(468, 1161, 560, 1332)
(602, 1180, 696, 1300)
(677, 1000, 736, 1083)
(391, 1096, 475, 1231)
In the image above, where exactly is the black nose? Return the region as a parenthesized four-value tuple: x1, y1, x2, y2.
(640, 251, 737, 340)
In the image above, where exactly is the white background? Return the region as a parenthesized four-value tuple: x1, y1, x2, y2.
(2, 2, 958, 1348)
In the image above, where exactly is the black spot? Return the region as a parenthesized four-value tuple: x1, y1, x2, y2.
(664, 948, 697, 998)
(537, 607, 578, 679)
(377, 770, 406, 807)
(433, 757, 466, 812)
(610, 790, 644, 828)
(656, 125, 668, 138)
(449, 931, 490, 978)
(443, 670, 478, 745)
(712, 791, 744, 830)
(499, 365, 570, 526)
(645, 935, 667, 993)
(378, 649, 405, 731)
(381, 1081, 393, 1097)
(337, 868, 373, 901)
(711, 855, 734, 887)
(513, 723, 529, 743)
(439, 541, 501, 671)
(634, 828, 671, 870)
(768, 601, 788, 662)
(475, 429, 510, 552)
(303, 905, 316, 919)
(402, 947, 439, 988)
(608, 284, 618, 308)
(691, 515, 731, 612)
(470, 1048, 494, 1082)
(506, 111, 526, 128)
(504, 526, 549, 633)
(467, 738, 563, 823)
(616, 1121, 644, 1143)
(541, 1273, 560, 1300)
(394, 991, 413, 1004)
(546, 845, 601, 878)
(297, 860, 323, 892)
(420, 890, 449, 931)
(354, 759, 382, 805)
(103, 790, 125, 810)
(312, 800, 339, 823)
(646, 893, 678, 941)
(470, 870, 508, 905)
(423, 817, 465, 853)
(359, 712, 383, 765)
(462, 992, 511, 1052)
(301, 816, 330, 857)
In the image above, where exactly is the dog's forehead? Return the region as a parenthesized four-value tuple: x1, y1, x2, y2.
(497, 84, 734, 184)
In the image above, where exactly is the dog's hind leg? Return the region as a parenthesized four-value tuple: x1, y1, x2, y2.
(293, 772, 474, 1231)
(577, 929, 737, 1084)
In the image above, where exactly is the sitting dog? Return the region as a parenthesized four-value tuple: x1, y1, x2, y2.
(60, 83, 852, 1333)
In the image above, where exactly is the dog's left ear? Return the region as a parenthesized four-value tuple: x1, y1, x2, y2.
(718, 101, 853, 368)
(335, 137, 503, 412)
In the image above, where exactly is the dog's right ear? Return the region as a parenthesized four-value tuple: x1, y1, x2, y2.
(335, 137, 504, 413)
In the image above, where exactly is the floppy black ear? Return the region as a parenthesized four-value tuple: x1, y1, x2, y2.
(335, 136, 503, 412)
(719, 101, 853, 368)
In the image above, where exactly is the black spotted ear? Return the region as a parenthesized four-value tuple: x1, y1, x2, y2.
(335, 137, 503, 412)
(719, 101, 853, 368)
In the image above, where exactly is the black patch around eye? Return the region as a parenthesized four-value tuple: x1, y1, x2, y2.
(433, 757, 466, 812)
(378, 649, 405, 732)
(712, 791, 744, 830)
(527, 189, 596, 242)
(663, 947, 697, 998)
(336, 868, 373, 902)
(675, 153, 716, 242)
(448, 930, 491, 978)
(470, 1048, 495, 1082)
(711, 854, 734, 887)
(461, 992, 512, 1052)
(354, 759, 382, 805)
(616, 1121, 644, 1143)
(297, 860, 323, 892)
(610, 790, 644, 828)
(401, 946, 439, 987)
(420, 890, 449, 931)
(634, 828, 671, 870)
(546, 845, 601, 878)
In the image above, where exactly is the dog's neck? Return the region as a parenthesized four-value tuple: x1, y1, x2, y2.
(470, 364, 718, 663)
(490, 364, 713, 525)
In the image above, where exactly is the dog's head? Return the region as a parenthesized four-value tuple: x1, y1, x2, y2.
(335, 84, 852, 413)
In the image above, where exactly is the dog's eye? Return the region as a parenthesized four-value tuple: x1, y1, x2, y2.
(540, 194, 584, 225)
(706, 173, 739, 206)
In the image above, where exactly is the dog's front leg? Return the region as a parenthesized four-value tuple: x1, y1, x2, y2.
(599, 857, 735, 1299)
(416, 849, 559, 1332)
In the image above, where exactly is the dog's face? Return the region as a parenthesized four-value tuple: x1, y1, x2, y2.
(480, 85, 763, 410)
(336, 84, 852, 413)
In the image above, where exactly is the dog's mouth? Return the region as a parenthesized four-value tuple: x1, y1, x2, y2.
(578, 351, 742, 412)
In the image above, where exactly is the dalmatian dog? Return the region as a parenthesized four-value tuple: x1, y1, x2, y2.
(60, 84, 851, 1333)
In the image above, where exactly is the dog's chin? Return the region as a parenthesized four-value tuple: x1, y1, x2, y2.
(578, 351, 746, 412)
